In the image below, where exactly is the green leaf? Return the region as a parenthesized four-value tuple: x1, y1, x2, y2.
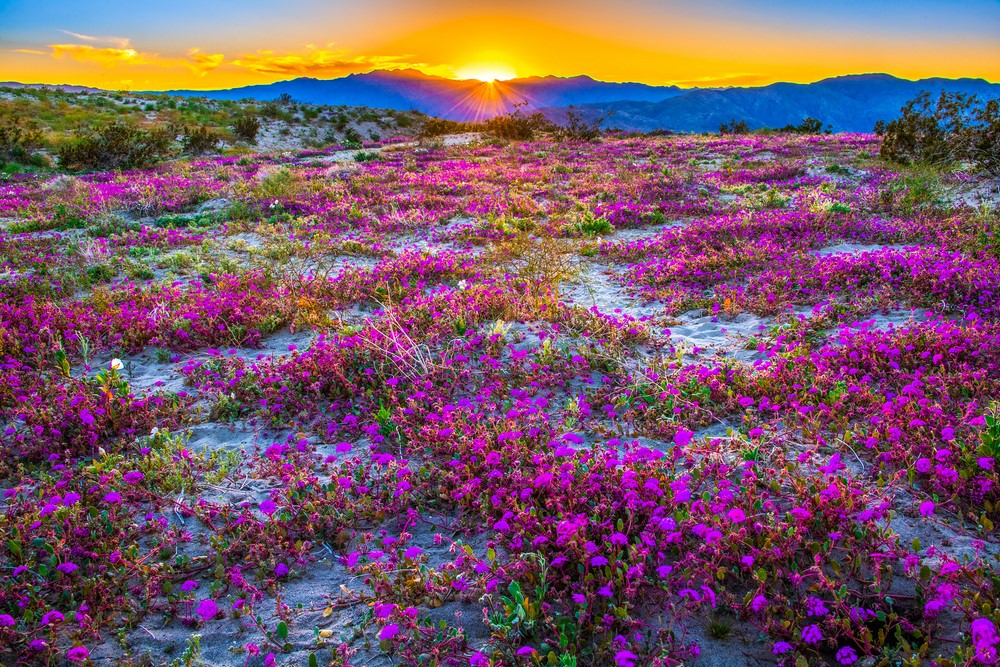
(276, 620, 289, 641)
(309, 653, 318, 667)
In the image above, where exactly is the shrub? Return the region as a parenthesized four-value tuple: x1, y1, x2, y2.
(342, 127, 363, 148)
(553, 106, 612, 142)
(232, 115, 261, 144)
(780, 117, 828, 134)
(719, 119, 750, 135)
(876, 91, 1000, 176)
(181, 125, 220, 154)
(483, 102, 552, 142)
(418, 117, 470, 140)
(0, 114, 44, 163)
(57, 122, 173, 171)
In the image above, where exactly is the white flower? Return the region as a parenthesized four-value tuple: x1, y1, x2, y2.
(110, 358, 124, 371)
(457, 280, 468, 291)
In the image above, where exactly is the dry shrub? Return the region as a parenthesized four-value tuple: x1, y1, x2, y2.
(482, 222, 581, 303)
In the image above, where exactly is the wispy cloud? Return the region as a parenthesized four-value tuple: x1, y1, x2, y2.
(229, 47, 426, 77)
(48, 35, 224, 76)
(59, 30, 131, 50)
(42, 35, 443, 80)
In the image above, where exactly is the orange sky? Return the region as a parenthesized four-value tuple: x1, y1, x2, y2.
(2, 1, 998, 90)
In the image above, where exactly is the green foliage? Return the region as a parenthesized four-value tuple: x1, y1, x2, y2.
(0, 113, 43, 163)
(85, 263, 116, 285)
(877, 91, 1000, 176)
(483, 102, 553, 142)
(780, 117, 828, 134)
(342, 127, 363, 148)
(58, 121, 173, 171)
(719, 119, 750, 135)
(552, 106, 612, 142)
(181, 125, 221, 155)
(418, 117, 471, 140)
(232, 115, 261, 144)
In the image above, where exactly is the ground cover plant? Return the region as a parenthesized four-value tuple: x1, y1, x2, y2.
(2, 117, 1000, 667)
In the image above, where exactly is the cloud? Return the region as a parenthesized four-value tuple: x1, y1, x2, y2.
(186, 48, 226, 76)
(229, 48, 426, 77)
(43, 36, 437, 80)
(48, 42, 224, 75)
(50, 44, 143, 66)
(59, 30, 131, 49)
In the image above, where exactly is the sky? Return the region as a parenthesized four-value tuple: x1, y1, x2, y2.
(1, 0, 998, 90)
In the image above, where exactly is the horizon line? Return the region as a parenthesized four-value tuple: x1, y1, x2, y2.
(2, 68, 998, 95)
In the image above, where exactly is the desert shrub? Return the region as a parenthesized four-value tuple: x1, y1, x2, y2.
(483, 222, 580, 302)
(418, 117, 470, 139)
(57, 122, 173, 171)
(876, 91, 1000, 176)
(719, 118, 750, 134)
(0, 114, 44, 163)
(181, 125, 220, 154)
(780, 116, 828, 134)
(232, 115, 261, 144)
(342, 127, 363, 148)
(553, 106, 612, 142)
(483, 102, 552, 142)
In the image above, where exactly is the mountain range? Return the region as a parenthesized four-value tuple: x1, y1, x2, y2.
(7, 70, 997, 133)
(163, 70, 1000, 133)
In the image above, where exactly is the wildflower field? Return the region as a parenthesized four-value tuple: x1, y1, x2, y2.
(2, 130, 1000, 666)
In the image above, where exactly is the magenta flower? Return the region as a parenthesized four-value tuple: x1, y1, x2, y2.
(836, 646, 858, 665)
(103, 491, 121, 503)
(379, 623, 400, 641)
(67, 646, 90, 662)
(40, 610, 64, 625)
(919, 500, 935, 517)
(802, 623, 823, 644)
(259, 499, 276, 516)
(0, 614, 13, 627)
(195, 599, 218, 621)
(56, 562, 79, 574)
(727, 508, 746, 523)
(674, 429, 694, 446)
(123, 470, 144, 484)
(614, 650, 638, 667)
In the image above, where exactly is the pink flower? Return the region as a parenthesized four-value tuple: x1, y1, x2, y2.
(802, 623, 823, 644)
(615, 650, 638, 667)
(674, 429, 694, 447)
(919, 500, 935, 517)
(123, 470, 144, 484)
(836, 647, 858, 665)
(727, 508, 746, 523)
(379, 623, 400, 641)
(67, 646, 90, 662)
(195, 599, 218, 621)
(259, 499, 276, 516)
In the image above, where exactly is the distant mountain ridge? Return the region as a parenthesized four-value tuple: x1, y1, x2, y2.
(163, 69, 683, 121)
(161, 70, 1000, 132)
(545, 73, 1000, 133)
(6, 70, 999, 132)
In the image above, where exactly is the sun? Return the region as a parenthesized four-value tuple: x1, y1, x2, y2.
(456, 62, 518, 83)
